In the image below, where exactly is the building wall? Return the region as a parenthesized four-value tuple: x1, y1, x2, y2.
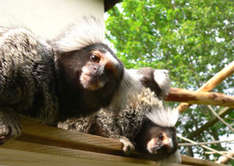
(0, 0, 104, 38)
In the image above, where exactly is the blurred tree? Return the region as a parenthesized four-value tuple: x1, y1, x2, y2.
(106, 0, 233, 163)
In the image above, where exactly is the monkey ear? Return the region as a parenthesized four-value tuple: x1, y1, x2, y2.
(49, 16, 105, 53)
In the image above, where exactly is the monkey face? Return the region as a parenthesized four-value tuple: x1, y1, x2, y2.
(80, 49, 121, 90)
(56, 43, 124, 116)
(135, 120, 177, 158)
(145, 126, 177, 156)
(57, 43, 123, 91)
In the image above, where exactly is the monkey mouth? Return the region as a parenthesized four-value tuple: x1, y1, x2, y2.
(80, 73, 107, 91)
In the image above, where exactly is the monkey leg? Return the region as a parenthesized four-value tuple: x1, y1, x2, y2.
(119, 136, 135, 155)
(0, 108, 21, 144)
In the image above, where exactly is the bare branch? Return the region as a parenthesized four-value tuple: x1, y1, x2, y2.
(177, 135, 234, 160)
(207, 106, 234, 132)
(188, 107, 232, 138)
(216, 151, 234, 164)
(179, 139, 234, 146)
(165, 88, 234, 108)
(176, 61, 234, 113)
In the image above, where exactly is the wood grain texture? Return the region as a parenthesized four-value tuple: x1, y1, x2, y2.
(182, 155, 226, 166)
(20, 117, 123, 155)
(2, 140, 156, 165)
(0, 148, 157, 166)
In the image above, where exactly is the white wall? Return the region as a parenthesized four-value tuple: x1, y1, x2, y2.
(0, 0, 104, 38)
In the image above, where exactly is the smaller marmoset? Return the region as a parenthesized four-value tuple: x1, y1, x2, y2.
(58, 88, 181, 163)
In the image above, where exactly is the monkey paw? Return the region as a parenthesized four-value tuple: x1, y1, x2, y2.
(0, 112, 22, 144)
(119, 137, 135, 155)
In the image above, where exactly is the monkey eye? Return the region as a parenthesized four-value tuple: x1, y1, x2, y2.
(159, 133, 164, 140)
(90, 54, 100, 63)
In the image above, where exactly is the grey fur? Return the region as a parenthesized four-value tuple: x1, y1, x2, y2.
(0, 27, 58, 140)
(59, 88, 164, 140)
(0, 17, 123, 142)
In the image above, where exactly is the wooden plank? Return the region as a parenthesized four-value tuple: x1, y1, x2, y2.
(20, 117, 122, 155)
(1, 140, 191, 166)
(0, 148, 157, 166)
(2, 140, 156, 165)
(16, 117, 225, 166)
(182, 155, 226, 166)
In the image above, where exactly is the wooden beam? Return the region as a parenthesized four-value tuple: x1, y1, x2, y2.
(176, 61, 234, 112)
(2, 140, 156, 165)
(14, 117, 225, 166)
(0, 148, 160, 166)
(182, 155, 226, 166)
(165, 88, 234, 108)
(19, 117, 122, 155)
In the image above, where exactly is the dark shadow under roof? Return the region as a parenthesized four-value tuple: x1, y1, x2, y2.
(104, 0, 121, 11)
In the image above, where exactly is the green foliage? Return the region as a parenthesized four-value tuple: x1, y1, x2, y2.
(106, 0, 234, 162)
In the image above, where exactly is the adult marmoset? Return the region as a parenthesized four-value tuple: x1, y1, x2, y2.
(58, 88, 181, 163)
(0, 16, 123, 143)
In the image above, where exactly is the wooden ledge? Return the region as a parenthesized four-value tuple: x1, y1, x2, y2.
(0, 117, 225, 166)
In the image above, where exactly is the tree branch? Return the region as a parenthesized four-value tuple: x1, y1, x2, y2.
(176, 61, 234, 113)
(177, 135, 234, 160)
(165, 88, 234, 108)
(216, 151, 234, 164)
(207, 106, 234, 132)
(187, 107, 233, 139)
(179, 139, 234, 146)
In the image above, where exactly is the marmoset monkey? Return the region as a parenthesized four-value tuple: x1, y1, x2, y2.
(59, 88, 181, 164)
(0, 16, 124, 144)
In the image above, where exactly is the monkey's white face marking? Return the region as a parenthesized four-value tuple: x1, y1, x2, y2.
(147, 138, 157, 154)
(147, 133, 173, 154)
(80, 65, 106, 91)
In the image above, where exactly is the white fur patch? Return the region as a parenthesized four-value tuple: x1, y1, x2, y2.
(54, 16, 104, 52)
(126, 69, 144, 82)
(153, 69, 170, 97)
(146, 107, 179, 127)
(105, 51, 119, 66)
(0, 28, 34, 45)
(153, 70, 170, 88)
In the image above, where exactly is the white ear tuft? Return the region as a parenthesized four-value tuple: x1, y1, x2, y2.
(53, 16, 104, 52)
(153, 69, 170, 97)
(146, 107, 179, 127)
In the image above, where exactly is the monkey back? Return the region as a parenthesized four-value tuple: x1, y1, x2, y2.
(0, 27, 58, 124)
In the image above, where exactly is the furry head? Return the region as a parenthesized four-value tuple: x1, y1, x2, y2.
(52, 16, 104, 53)
(146, 107, 179, 128)
(50, 16, 124, 117)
